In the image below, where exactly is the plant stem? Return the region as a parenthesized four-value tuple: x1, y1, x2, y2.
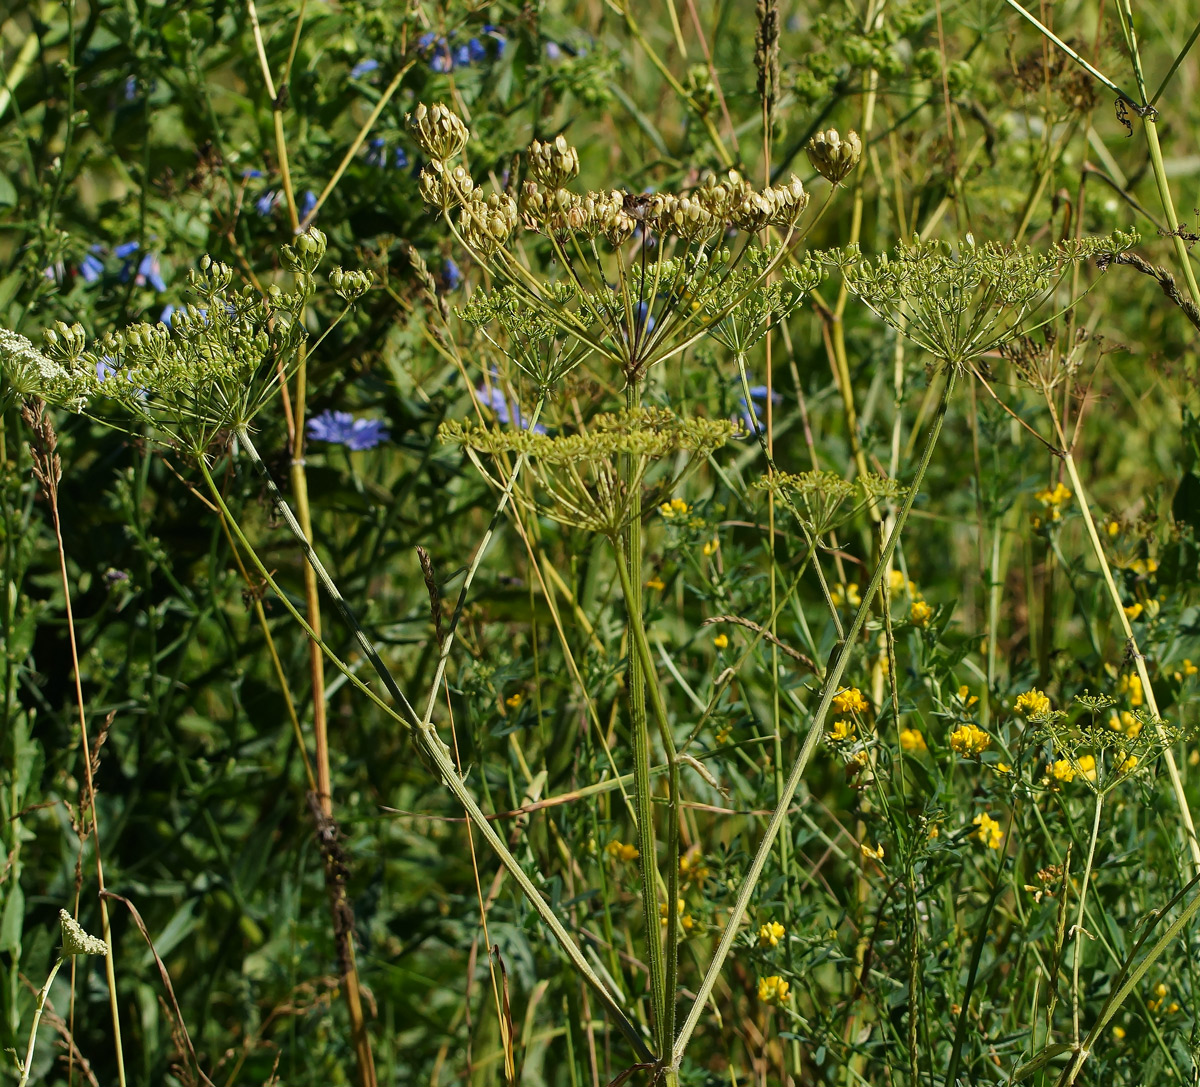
(1055, 445, 1200, 874)
(1071, 793, 1104, 1048)
(209, 437, 653, 1063)
(17, 956, 63, 1087)
(672, 368, 959, 1068)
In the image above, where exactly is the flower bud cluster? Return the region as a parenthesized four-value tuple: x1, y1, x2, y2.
(419, 160, 475, 211)
(329, 268, 372, 302)
(460, 191, 519, 257)
(806, 129, 863, 184)
(528, 135, 580, 189)
(407, 103, 469, 160)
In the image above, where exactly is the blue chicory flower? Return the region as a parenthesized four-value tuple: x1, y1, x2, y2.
(79, 246, 104, 284)
(307, 409, 390, 451)
(135, 252, 166, 292)
(255, 190, 280, 217)
(477, 384, 547, 434)
(736, 383, 783, 432)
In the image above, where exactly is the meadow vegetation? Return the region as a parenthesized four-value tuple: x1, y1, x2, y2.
(2, 0, 1200, 1084)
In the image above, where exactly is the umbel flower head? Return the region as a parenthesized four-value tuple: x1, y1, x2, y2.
(439, 407, 738, 536)
(0, 329, 80, 410)
(22, 230, 364, 453)
(842, 231, 1138, 372)
(59, 909, 108, 957)
(806, 128, 862, 184)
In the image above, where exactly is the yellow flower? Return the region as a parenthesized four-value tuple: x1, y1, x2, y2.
(995, 762, 1011, 773)
(1174, 659, 1198, 681)
(1035, 482, 1072, 509)
(1015, 688, 1052, 716)
(1117, 752, 1138, 775)
(861, 841, 885, 861)
(1077, 754, 1097, 782)
(928, 825, 940, 840)
(1112, 710, 1142, 739)
(1118, 673, 1144, 707)
(899, 728, 927, 752)
(1124, 602, 1144, 621)
(958, 685, 979, 708)
(679, 853, 709, 885)
(972, 812, 1004, 850)
(833, 687, 869, 715)
(505, 692, 523, 708)
(1050, 759, 1076, 783)
(660, 898, 692, 932)
(659, 497, 692, 518)
(1112, 1025, 1126, 1040)
(1130, 557, 1158, 576)
(911, 600, 934, 625)
(702, 537, 719, 557)
(757, 975, 790, 1004)
(829, 719, 856, 742)
(605, 840, 640, 862)
(1106, 521, 1121, 538)
(713, 633, 729, 650)
(831, 583, 862, 609)
(758, 920, 786, 948)
(645, 576, 666, 592)
(949, 723, 990, 756)
(1148, 981, 1169, 1012)
(888, 569, 920, 596)
(715, 725, 732, 745)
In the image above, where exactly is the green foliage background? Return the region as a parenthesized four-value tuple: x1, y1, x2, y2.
(2, 0, 1200, 1084)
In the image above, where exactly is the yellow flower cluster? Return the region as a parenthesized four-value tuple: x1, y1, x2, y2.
(757, 975, 790, 1004)
(1174, 659, 1198, 682)
(972, 812, 1004, 850)
(758, 920, 786, 948)
(645, 576, 666, 591)
(860, 841, 885, 861)
(1124, 602, 1143, 621)
(660, 898, 695, 932)
(605, 840, 639, 862)
(833, 687, 870, 715)
(949, 723, 990, 756)
(505, 692, 523, 708)
(1118, 673, 1144, 707)
(899, 728, 927, 752)
(659, 497, 692, 518)
(911, 599, 934, 625)
(679, 852, 709, 886)
(829, 719, 855, 742)
(713, 633, 729, 650)
(1034, 481, 1072, 523)
(1130, 556, 1158, 576)
(1147, 982, 1179, 1014)
(1050, 758, 1076, 783)
(958, 685, 979, 707)
(889, 569, 919, 597)
(831, 583, 862, 609)
(702, 537, 719, 557)
(1109, 710, 1143, 740)
(1014, 688, 1051, 716)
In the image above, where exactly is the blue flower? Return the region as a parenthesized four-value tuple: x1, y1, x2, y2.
(430, 49, 453, 73)
(255, 190, 280, 217)
(300, 189, 317, 220)
(477, 384, 546, 433)
(135, 252, 166, 292)
(242, 168, 264, 179)
(394, 146, 409, 169)
(467, 37, 487, 62)
(307, 409, 390, 450)
(454, 44, 471, 67)
(366, 138, 387, 167)
(114, 240, 140, 259)
(124, 75, 138, 101)
(545, 41, 562, 60)
(350, 58, 379, 78)
(79, 246, 104, 284)
(441, 258, 462, 291)
(635, 300, 656, 333)
(736, 383, 783, 432)
(159, 304, 175, 326)
(96, 356, 117, 382)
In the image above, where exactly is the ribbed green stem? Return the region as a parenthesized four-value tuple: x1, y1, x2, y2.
(17, 956, 63, 1087)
